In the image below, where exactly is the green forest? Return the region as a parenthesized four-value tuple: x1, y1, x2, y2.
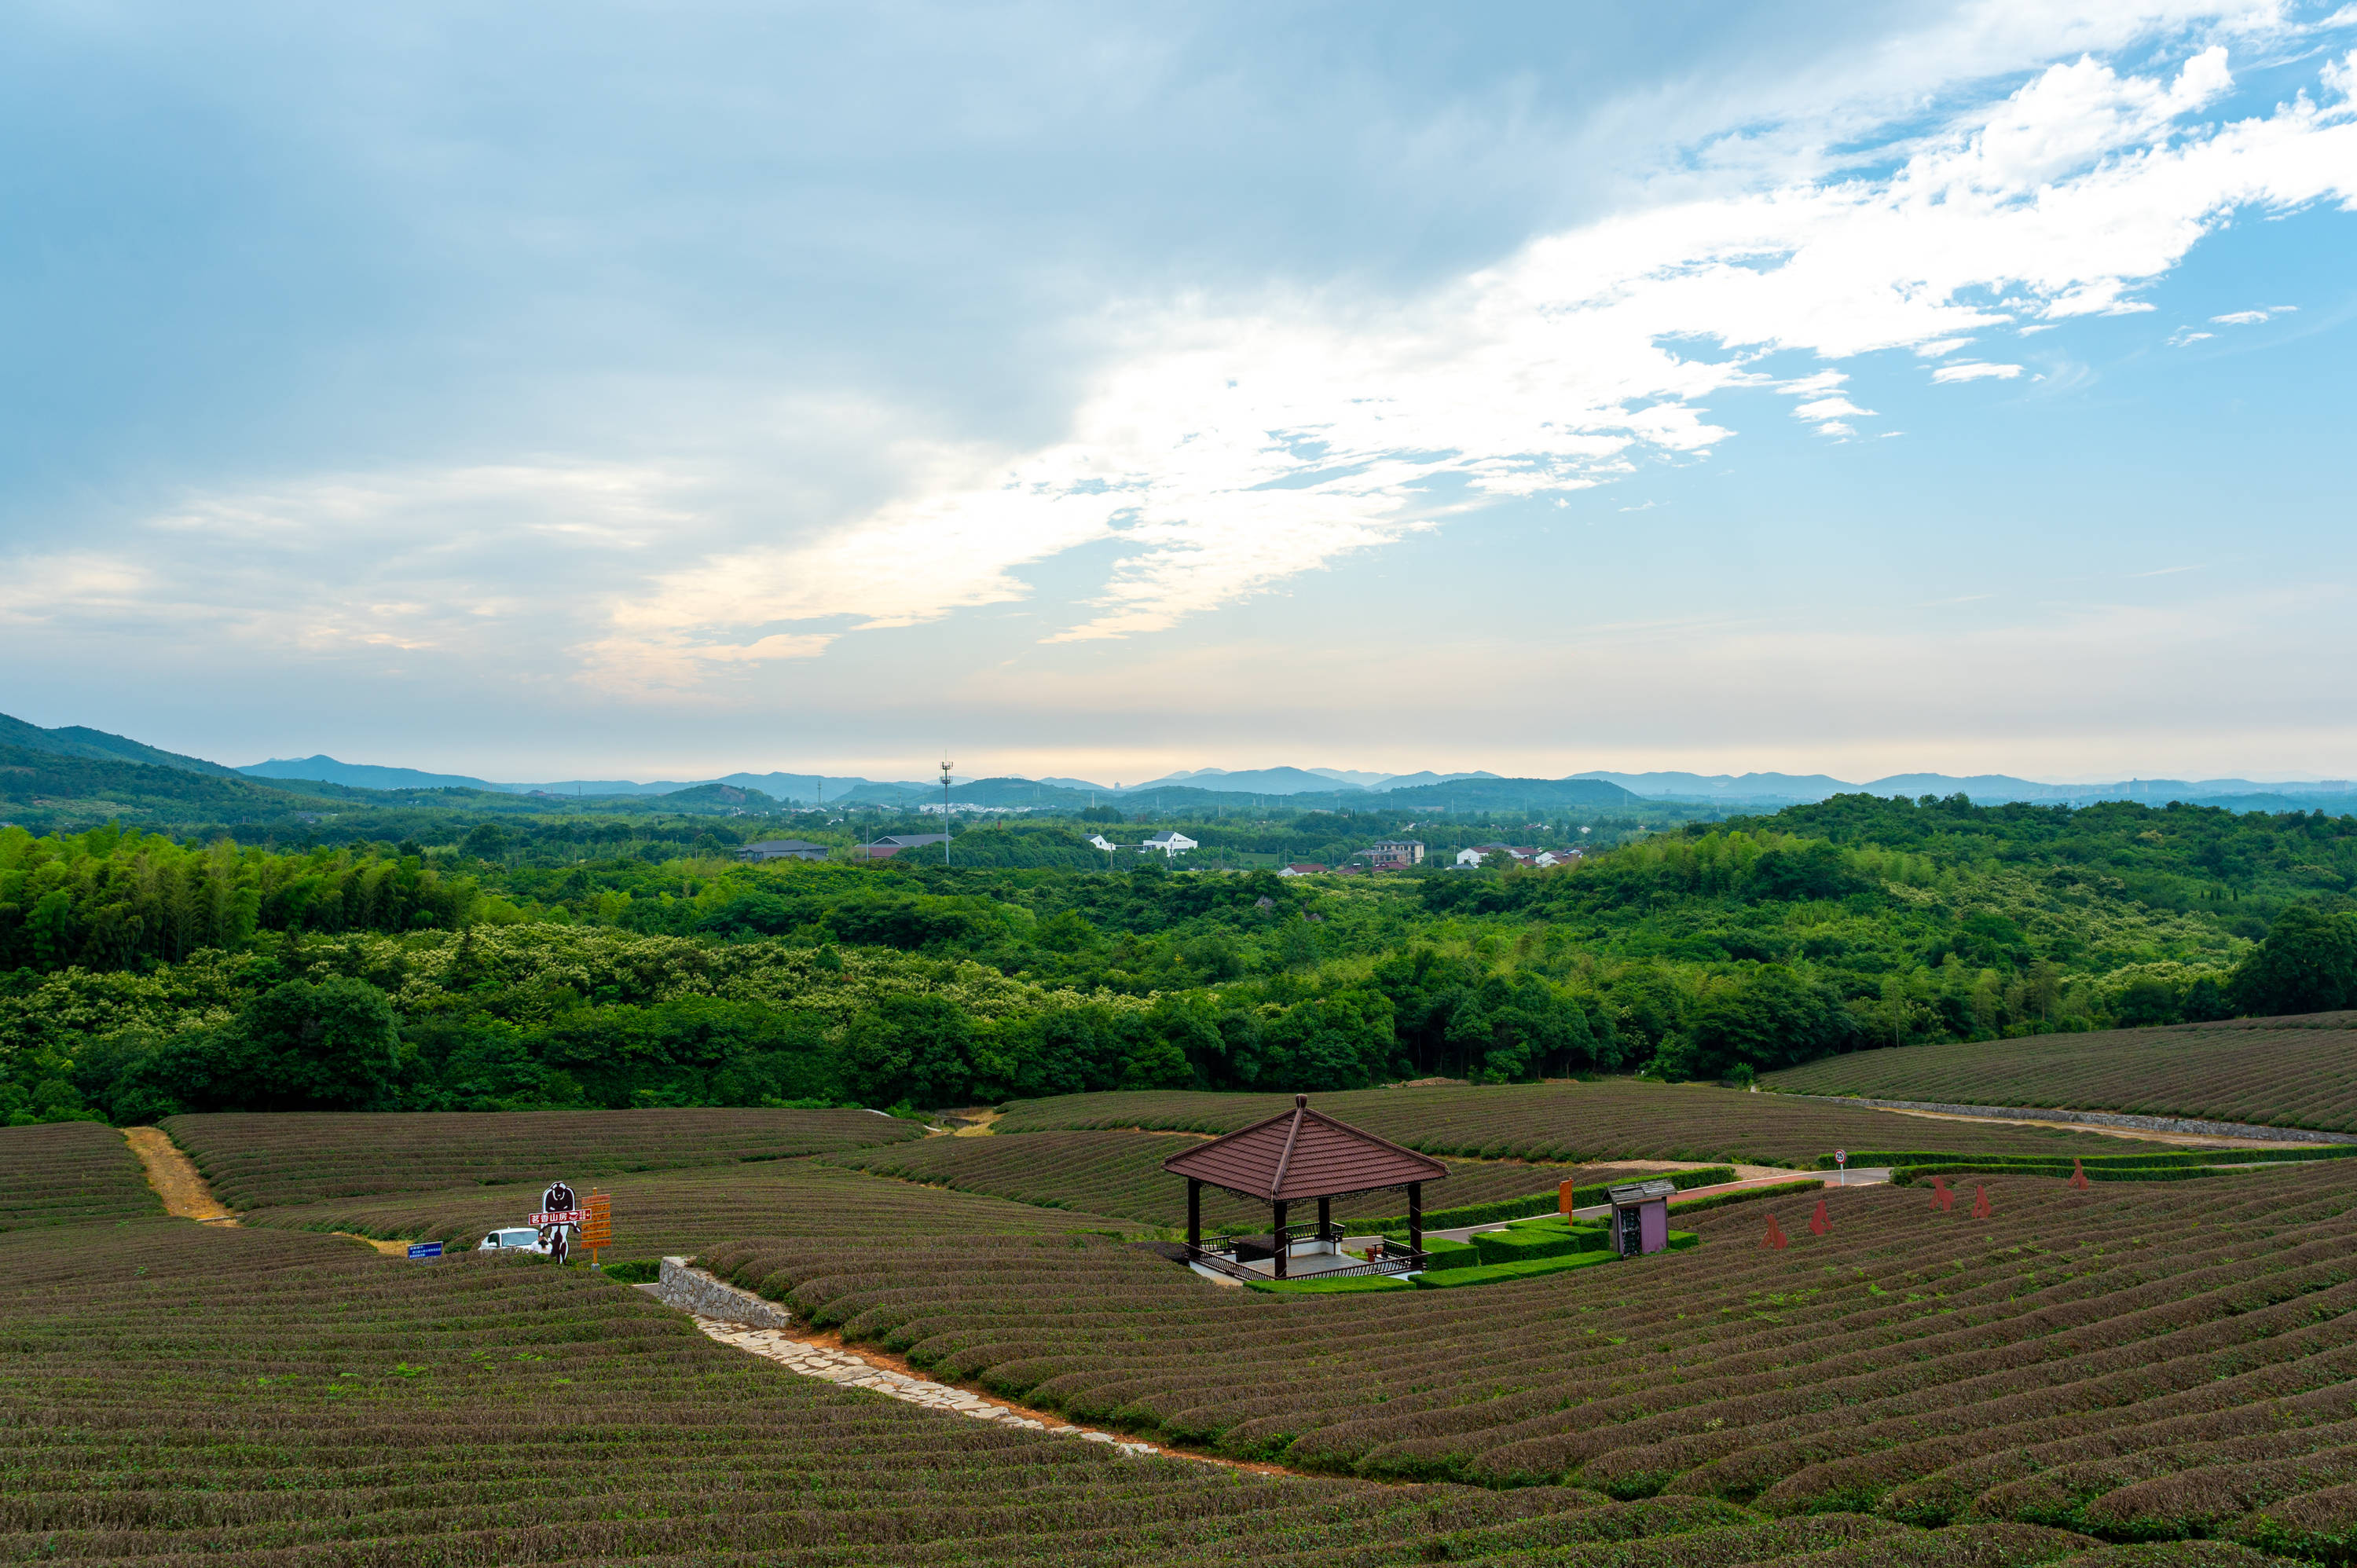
(4, 785, 2354, 1127)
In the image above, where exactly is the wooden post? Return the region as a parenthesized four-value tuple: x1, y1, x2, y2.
(1408, 1181, 1423, 1261)
(1187, 1178, 1200, 1254)
(1272, 1200, 1288, 1280)
(1317, 1195, 1330, 1245)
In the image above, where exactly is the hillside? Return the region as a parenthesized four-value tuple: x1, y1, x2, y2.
(1764, 1011, 2357, 1133)
(0, 712, 240, 777)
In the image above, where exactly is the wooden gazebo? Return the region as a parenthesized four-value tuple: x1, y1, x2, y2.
(1162, 1094, 1448, 1280)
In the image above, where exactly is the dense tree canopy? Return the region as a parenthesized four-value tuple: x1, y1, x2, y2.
(3, 792, 2351, 1123)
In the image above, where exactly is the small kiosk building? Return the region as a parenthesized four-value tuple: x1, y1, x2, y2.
(1162, 1094, 1447, 1281)
(1607, 1178, 1677, 1257)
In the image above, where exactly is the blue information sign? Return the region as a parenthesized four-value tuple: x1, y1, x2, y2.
(407, 1241, 443, 1261)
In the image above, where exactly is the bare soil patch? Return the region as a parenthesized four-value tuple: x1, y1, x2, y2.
(122, 1127, 235, 1222)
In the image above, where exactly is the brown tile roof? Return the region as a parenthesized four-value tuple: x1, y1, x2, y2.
(1161, 1094, 1448, 1202)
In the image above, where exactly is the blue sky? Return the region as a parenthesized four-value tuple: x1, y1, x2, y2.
(2, 1, 2354, 784)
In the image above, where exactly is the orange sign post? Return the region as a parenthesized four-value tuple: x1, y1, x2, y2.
(581, 1191, 613, 1265)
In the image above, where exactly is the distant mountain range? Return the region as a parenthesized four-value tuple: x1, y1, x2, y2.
(8, 713, 2353, 817)
(1569, 770, 2357, 807)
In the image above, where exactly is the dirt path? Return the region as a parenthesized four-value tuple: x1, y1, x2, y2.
(690, 1313, 1301, 1475)
(123, 1127, 236, 1223)
(1872, 1105, 2328, 1150)
(120, 1127, 409, 1252)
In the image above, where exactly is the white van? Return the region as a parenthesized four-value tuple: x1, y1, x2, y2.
(478, 1227, 552, 1255)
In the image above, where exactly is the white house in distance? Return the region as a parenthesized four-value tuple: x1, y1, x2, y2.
(1141, 830, 1198, 858)
(1277, 862, 1328, 877)
(1084, 833, 1116, 852)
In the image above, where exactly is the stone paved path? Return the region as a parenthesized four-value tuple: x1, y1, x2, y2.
(689, 1317, 1162, 1457)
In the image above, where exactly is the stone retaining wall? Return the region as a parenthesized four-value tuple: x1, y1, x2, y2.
(654, 1256, 796, 1328)
(1787, 1094, 2357, 1145)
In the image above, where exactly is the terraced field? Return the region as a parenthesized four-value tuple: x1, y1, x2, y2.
(236, 1156, 1146, 1256)
(699, 1160, 2357, 1558)
(0, 1120, 159, 1229)
(992, 1082, 2116, 1165)
(1, 1111, 2335, 1565)
(821, 1130, 1680, 1231)
(13, 1174, 2269, 1564)
(163, 1105, 921, 1207)
(1765, 1013, 2357, 1134)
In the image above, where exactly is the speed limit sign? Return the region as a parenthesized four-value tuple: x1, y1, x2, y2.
(1835, 1149, 1847, 1171)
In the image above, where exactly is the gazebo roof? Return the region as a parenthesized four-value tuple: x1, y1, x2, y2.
(1162, 1094, 1447, 1203)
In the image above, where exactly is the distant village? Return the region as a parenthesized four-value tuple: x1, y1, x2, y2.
(730, 830, 1589, 870)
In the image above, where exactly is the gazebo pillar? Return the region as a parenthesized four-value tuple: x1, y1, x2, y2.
(1317, 1195, 1330, 1246)
(1187, 1178, 1201, 1254)
(1407, 1181, 1423, 1260)
(1271, 1200, 1288, 1280)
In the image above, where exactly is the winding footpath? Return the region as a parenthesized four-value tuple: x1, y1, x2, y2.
(650, 1257, 1248, 1467)
(121, 1127, 236, 1223)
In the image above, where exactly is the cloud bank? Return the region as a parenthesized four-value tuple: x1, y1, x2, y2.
(588, 34, 2357, 677)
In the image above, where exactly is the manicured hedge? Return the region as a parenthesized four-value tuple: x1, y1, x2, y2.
(1818, 1145, 2357, 1171)
(1365, 1164, 1736, 1233)
(1669, 1178, 1826, 1214)
(1890, 1163, 2223, 1187)
(1244, 1274, 1413, 1295)
(1410, 1248, 1618, 1289)
(1473, 1225, 1607, 1266)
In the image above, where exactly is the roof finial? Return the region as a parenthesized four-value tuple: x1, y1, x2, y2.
(1295, 1093, 1308, 1108)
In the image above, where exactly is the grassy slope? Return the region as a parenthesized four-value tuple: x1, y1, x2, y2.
(992, 1081, 2120, 1166)
(163, 1106, 921, 1209)
(704, 1160, 2357, 1558)
(1763, 1012, 2357, 1132)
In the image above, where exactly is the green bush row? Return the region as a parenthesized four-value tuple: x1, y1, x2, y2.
(1666, 1178, 1825, 1214)
(1820, 1145, 2356, 1171)
(1242, 1274, 1413, 1295)
(1362, 1164, 1734, 1233)
(1889, 1163, 2220, 1186)
(1409, 1231, 1699, 1289)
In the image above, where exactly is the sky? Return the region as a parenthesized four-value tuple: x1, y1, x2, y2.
(2, 0, 2355, 786)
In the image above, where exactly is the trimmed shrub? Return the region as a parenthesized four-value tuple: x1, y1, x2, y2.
(1411, 1250, 1618, 1289)
(1245, 1274, 1413, 1295)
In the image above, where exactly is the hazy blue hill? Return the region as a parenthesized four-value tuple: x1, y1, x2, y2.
(0, 713, 240, 778)
(1365, 769, 1498, 791)
(1378, 775, 1637, 811)
(1571, 769, 1851, 802)
(655, 781, 777, 808)
(0, 742, 335, 833)
(948, 777, 1095, 808)
(1126, 765, 1365, 796)
(240, 754, 507, 791)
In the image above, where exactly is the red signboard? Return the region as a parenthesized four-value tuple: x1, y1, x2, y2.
(529, 1210, 588, 1225)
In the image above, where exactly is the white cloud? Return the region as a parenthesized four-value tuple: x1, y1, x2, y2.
(1931, 361, 2030, 382)
(2209, 303, 2297, 322)
(45, 13, 2357, 690)
(590, 33, 2352, 655)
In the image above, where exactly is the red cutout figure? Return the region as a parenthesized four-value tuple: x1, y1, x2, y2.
(2069, 1159, 2090, 1190)
(1761, 1213, 1789, 1250)
(1809, 1198, 1831, 1236)
(1930, 1174, 1953, 1212)
(1971, 1184, 1992, 1219)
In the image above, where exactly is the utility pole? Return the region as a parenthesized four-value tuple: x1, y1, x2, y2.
(940, 757, 954, 866)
